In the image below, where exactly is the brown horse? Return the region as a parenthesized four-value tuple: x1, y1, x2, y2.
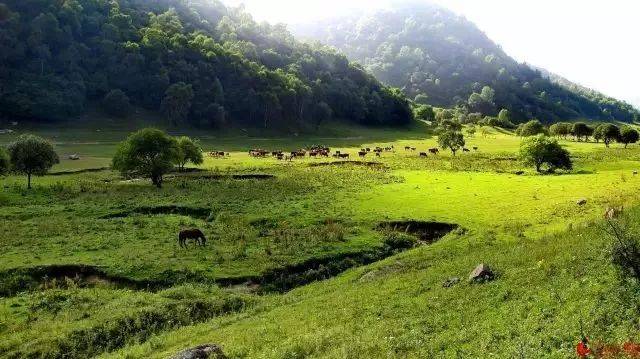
(178, 229, 207, 248)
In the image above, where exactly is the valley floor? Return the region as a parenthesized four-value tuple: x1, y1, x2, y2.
(2, 124, 640, 358)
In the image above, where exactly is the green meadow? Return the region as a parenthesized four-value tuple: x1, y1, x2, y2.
(2, 123, 640, 358)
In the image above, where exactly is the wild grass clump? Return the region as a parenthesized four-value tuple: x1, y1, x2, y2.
(382, 231, 418, 253)
(605, 218, 640, 283)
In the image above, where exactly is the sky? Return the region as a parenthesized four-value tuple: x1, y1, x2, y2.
(223, 0, 639, 109)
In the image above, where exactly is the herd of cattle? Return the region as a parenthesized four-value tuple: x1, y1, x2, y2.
(207, 144, 480, 160)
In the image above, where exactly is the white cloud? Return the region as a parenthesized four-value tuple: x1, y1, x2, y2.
(222, 0, 640, 108)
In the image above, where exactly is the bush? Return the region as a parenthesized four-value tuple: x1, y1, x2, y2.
(102, 89, 131, 117)
(519, 135, 572, 173)
(605, 219, 640, 283)
(517, 120, 547, 137)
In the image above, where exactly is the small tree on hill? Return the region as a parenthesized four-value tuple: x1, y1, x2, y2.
(518, 119, 547, 137)
(175, 136, 203, 171)
(519, 135, 572, 173)
(8, 134, 59, 189)
(112, 128, 178, 188)
(572, 122, 593, 142)
(549, 123, 571, 139)
(619, 126, 640, 148)
(437, 120, 465, 156)
(594, 124, 620, 147)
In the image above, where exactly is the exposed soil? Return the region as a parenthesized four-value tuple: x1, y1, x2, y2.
(309, 161, 387, 168)
(100, 205, 212, 220)
(49, 167, 110, 176)
(377, 221, 459, 243)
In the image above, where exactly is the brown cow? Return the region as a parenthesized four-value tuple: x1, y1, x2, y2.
(179, 229, 207, 248)
(428, 148, 439, 155)
(419, 152, 428, 157)
(358, 151, 367, 158)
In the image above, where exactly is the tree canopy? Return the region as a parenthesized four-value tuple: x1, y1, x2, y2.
(7, 134, 59, 188)
(112, 128, 179, 188)
(296, 4, 639, 123)
(619, 126, 640, 148)
(519, 135, 572, 173)
(0, 0, 412, 130)
(175, 136, 203, 171)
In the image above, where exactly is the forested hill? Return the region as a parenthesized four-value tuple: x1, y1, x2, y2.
(294, 3, 639, 123)
(0, 0, 412, 130)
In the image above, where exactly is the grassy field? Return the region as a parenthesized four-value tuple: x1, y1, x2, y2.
(2, 122, 640, 358)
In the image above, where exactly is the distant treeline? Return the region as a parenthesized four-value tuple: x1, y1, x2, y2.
(295, 4, 639, 123)
(0, 0, 412, 130)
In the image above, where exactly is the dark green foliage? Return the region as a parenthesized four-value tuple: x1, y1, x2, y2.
(619, 126, 640, 148)
(162, 82, 194, 126)
(175, 136, 203, 171)
(102, 89, 131, 118)
(0, 0, 411, 129)
(414, 104, 435, 122)
(605, 219, 640, 284)
(549, 122, 572, 138)
(296, 4, 639, 122)
(572, 122, 594, 141)
(519, 135, 572, 173)
(0, 147, 9, 175)
(437, 121, 465, 156)
(7, 134, 59, 189)
(112, 128, 178, 188)
(594, 123, 621, 147)
(517, 120, 547, 137)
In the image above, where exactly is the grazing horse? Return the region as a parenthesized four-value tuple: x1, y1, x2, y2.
(339, 153, 350, 159)
(179, 229, 207, 248)
(358, 151, 367, 158)
(419, 152, 428, 157)
(428, 148, 439, 155)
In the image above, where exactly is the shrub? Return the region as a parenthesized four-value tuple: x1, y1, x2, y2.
(517, 119, 547, 137)
(619, 126, 639, 148)
(605, 219, 640, 283)
(383, 232, 418, 252)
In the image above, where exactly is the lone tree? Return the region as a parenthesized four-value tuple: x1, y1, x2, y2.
(519, 135, 572, 173)
(112, 128, 178, 188)
(8, 134, 59, 189)
(619, 126, 640, 148)
(437, 120, 465, 156)
(594, 124, 620, 147)
(517, 119, 547, 137)
(175, 136, 204, 171)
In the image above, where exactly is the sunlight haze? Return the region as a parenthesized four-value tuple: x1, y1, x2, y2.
(224, 0, 640, 109)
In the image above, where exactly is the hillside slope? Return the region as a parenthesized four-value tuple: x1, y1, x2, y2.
(0, 0, 411, 129)
(294, 2, 639, 123)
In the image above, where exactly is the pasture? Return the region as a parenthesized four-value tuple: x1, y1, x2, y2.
(2, 123, 640, 358)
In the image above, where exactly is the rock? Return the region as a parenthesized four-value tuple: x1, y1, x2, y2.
(469, 264, 495, 283)
(68, 154, 80, 160)
(170, 344, 227, 359)
(442, 277, 460, 288)
(576, 198, 587, 206)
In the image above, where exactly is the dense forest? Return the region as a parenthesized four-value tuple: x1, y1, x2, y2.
(294, 3, 639, 123)
(0, 0, 412, 130)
